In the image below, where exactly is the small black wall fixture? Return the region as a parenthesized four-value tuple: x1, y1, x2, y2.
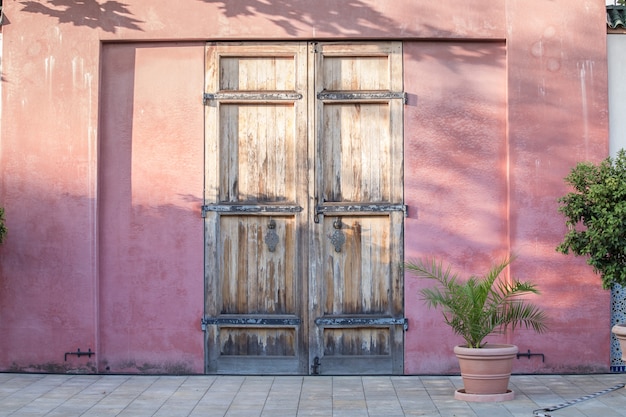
(64, 348, 95, 361)
(516, 349, 545, 362)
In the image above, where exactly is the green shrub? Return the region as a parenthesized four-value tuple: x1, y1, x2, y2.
(0, 207, 6, 245)
(557, 149, 626, 289)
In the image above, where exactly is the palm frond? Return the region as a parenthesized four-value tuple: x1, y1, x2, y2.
(406, 256, 548, 348)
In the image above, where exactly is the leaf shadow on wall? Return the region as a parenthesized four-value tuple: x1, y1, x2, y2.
(200, 0, 398, 38)
(19, 0, 144, 33)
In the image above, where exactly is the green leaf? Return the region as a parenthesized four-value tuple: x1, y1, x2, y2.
(405, 256, 547, 348)
(556, 149, 626, 288)
(0, 207, 7, 245)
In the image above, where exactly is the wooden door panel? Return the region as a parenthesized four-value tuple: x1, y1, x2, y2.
(320, 103, 392, 202)
(319, 327, 395, 374)
(219, 104, 297, 202)
(220, 328, 297, 356)
(322, 216, 391, 315)
(311, 42, 405, 375)
(319, 46, 392, 91)
(324, 328, 390, 355)
(219, 215, 297, 315)
(321, 57, 390, 90)
(205, 42, 308, 374)
(220, 57, 298, 91)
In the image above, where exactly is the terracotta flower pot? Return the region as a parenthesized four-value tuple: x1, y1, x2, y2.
(612, 324, 626, 362)
(454, 344, 518, 400)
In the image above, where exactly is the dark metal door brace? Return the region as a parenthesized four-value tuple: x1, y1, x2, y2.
(201, 316, 301, 331)
(317, 91, 407, 103)
(202, 204, 303, 217)
(532, 383, 625, 417)
(314, 203, 407, 223)
(314, 317, 408, 331)
(203, 92, 303, 104)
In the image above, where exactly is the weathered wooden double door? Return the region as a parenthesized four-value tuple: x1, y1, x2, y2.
(203, 42, 406, 375)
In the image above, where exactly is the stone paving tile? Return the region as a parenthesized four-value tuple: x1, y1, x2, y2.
(0, 375, 41, 401)
(153, 377, 210, 417)
(468, 402, 517, 417)
(0, 373, 625, 416)
(598, 395, 626, 416)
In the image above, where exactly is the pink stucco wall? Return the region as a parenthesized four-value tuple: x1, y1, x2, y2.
(404, 41, 510, 373)
(0, 0, 610, 374)
(506, 1, 610, 374)
(98, 42, 205, 373)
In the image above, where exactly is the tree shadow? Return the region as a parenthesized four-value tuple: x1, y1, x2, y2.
(19, 0, 144, 33)
(198, 0, 399, 38)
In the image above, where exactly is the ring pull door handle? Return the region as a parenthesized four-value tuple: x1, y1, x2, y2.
(329, 217, 345, 252)
(265, 218, 279, 252)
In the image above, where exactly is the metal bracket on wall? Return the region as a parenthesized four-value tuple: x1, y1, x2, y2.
(64, 348, 95, 362)
(516, 349, 545, 362)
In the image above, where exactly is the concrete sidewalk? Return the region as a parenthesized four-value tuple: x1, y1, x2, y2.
(0, 373, 624, 417)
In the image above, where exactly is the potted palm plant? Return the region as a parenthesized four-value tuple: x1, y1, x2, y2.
(405, 256, 547, 401)
(556, 149, 626, 366)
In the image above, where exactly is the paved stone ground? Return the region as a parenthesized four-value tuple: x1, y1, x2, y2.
(0, 373, 625, 417)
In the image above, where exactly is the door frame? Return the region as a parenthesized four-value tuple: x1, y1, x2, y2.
(203, 41, 406, 375)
